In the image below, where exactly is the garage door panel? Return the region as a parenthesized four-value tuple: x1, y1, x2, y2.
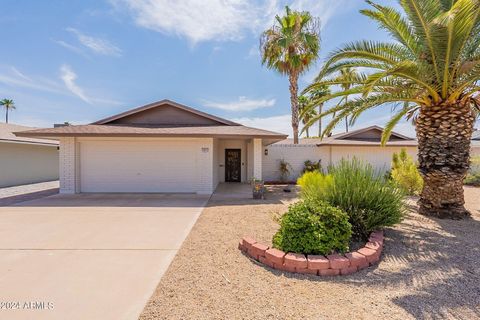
(80, 140, 199, 193)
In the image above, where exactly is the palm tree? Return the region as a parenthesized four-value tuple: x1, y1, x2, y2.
(261, 6, 320, 144)
(0, 99, 15, 123)
(338, 67, 358, 132)
(302, 0, 480, 219)
(307, 83, 331, 137)
(298, 95, 317, 138)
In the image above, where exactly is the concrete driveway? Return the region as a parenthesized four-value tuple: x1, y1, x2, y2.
(0, 193, 208, 320)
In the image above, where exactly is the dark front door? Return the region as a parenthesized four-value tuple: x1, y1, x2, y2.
(225, 149, 241, 182)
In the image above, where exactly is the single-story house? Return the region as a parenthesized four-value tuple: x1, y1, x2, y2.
(263, 126, 418, 181)
(16, 100, 287, 194)
(0, 123, 59, 187)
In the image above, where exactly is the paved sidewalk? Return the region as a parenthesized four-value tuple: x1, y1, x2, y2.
(0, 181, 59, 206)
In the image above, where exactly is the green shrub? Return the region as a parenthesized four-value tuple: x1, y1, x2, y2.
(297, 171, 333, 200)
(391, 149, 423, 195)
(465, 156, 480, 186)
(273, 199, 351, 255)
(297, 158, 405, 240)
(302, 160, 322, 173)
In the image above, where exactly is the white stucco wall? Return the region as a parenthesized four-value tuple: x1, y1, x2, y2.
(262, 144, 323, 181)
(263, 143, 419, 181)
(329, 146, 418, 172)
(59, 137, 77, 194)
(0, 142, 59, 188)
(212, 138, 219, 191)
(253, 138, 262, 180)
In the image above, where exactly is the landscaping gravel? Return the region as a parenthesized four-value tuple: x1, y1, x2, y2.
(140, 186, 480, 320)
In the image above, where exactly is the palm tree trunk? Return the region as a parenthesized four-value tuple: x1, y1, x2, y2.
(306, 128, 309, 138)
(345, 97, 349, 132)
(5, 108, 8, 123)
(416, 104, 475, 219)
(318, 103, 322, 138)
(289, 73, 300, 144)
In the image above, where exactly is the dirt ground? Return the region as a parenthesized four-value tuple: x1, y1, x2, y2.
(140, 186, 480, 320)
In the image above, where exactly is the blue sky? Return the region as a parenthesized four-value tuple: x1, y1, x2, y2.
(0, 0, 417, 137)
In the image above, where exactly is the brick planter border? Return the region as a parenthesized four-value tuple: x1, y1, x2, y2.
(238, 230, 384, 276)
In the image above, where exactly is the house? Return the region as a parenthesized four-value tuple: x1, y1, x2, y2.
(0, 123, 59, 187)
(263, 126, 418, 181)
(15, 100, 287, 194)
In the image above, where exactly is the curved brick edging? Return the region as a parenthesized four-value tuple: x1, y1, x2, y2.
(238, 230, 384, 276)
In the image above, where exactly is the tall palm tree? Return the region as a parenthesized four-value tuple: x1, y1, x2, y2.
(307, 83, 331, 137)
(0, 99, 15, 123)
(302, 0, 480, 219)
(298, 95, 317, 137)
(261, 6, 320, 144)
(338, 67, 358, 132)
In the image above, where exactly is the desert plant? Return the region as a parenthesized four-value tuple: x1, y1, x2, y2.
(391, 148, 423, 195)
(302, 0, 480, 219)
(298, 159, 405, 240)
(465, 156, 480, 186)
(272, 199, 351, 255)
(261, 6, 320, 144)
(297, 170, 333, 201)
(302, 160, 321, 173)
(279, 159, 292, 182)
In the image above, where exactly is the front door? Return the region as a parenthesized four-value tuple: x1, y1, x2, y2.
(225, 149, 241, 182)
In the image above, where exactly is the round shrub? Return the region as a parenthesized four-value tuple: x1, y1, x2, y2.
(272, 199, 352, 255)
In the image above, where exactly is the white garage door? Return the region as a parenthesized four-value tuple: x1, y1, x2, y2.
(80, 140, 199, 193)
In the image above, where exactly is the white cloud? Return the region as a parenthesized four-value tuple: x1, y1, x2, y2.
(288, 0, 354, 30)
(110, 0, 276, 44)
(66, 28, 122, 56)
(0, 66, 65, 94)
(60, 65, 91, 104)
(53, 39, 88, 57)
(203, 96, 275, 112)
(110, 0, 351, 45)
(232, 114, 292, 135)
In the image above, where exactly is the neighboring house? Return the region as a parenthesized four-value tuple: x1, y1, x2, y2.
(0, 123, 59, 188)
(16, 100, 287, 194)
(263, 126, 418, 181)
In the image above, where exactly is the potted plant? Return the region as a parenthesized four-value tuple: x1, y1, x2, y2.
(252, 178, 265, 199)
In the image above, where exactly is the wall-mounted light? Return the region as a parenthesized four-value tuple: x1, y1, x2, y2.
(264, 149, 268, 156)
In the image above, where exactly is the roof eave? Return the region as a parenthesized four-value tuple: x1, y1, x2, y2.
(14, 132, 287, 140)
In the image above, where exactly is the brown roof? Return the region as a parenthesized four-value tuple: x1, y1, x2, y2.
(93, 99, 239, 126)
(274, 126, 418, 147)
(0, 123, 58, 146)
(14, 99, 287, 141)
(14, 124, 287, 139)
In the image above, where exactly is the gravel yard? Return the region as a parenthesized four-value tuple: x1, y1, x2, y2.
(140, 186, 480, 320)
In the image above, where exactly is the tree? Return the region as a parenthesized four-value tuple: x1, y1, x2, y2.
(0, 99, 15, 123)
(338, 67, 358, 132)
(298, 95, 317, 137)
(261, 6, 320, 144)
(307, 83, 331, 137)
(302, 0, 480, 219)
